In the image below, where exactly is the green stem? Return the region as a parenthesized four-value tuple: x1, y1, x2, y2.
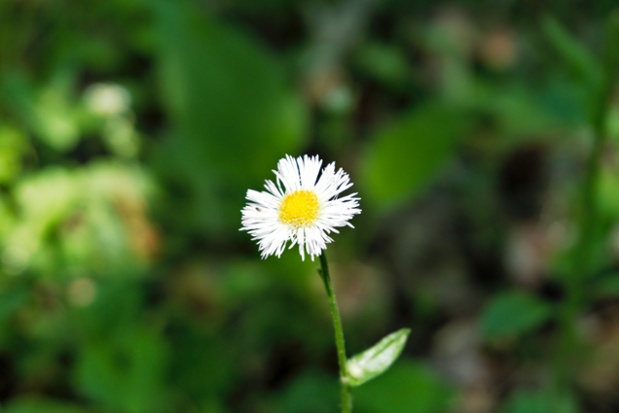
(555, 11, 619, 392)
(318, 252, 352, 413)
(577, 12, 619, 280)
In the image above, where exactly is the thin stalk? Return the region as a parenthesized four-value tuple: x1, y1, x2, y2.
(577, 12, 619, 282)
(555, 11, 619, 392)
(318, 252, 352, 413)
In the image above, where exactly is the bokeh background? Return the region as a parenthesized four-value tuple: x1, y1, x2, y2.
(2, 0, 619, 412)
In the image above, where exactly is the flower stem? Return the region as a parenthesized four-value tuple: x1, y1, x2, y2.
(318, 252, 352, 413)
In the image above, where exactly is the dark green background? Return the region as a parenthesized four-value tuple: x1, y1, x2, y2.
(1, 1, 619, 412)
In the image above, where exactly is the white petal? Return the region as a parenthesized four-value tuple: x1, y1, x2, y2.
(240, 154, 361, 260)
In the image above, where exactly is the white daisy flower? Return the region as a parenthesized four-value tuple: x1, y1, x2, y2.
(241, 154, 361, 261)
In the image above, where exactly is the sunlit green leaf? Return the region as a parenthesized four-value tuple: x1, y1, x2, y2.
(2, 69, 81, 151)
(4, 162, 154, 277)
(346, 328, 410, 387)
(0, 126, 27, 183)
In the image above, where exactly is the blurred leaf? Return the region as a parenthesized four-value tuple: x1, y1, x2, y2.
(543, 16, 602, 88)
(274, 370, 339, 413)
(4, 162, 154, 277)
(355, 42, 410, 88)
(0, 194, 14, 239)
(3, 168, 78, 274)
(166, 318, 237, 403)
(14, 168, 77, 224)
(2, 69, 81, 151)
(480, 291, 551, 340)
(73, 278, 143, 339)
(355, 359, 453, 413)
(598, 165, 619, 221)
(61, 162, 156, 275)
(500, 388, 578, 413)
(0, 287, 28, 321)
(609, 106, 619, 142)
(74, 327, 168, 413)
(220, 261, 269, 307)
(361, 102, 469, 208)
(0, 126, 27, 183)
(0, 285, 29, 348)
(589, 271, 619, 298)
(463, 79, 585, 141)
(347, 328, 410, 387)
(1, 398, 87, 413)
(152, 1, 306, 234)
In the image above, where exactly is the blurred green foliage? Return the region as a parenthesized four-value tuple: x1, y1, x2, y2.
(480, 291, 551, 340)
(1, 0, 619, 412)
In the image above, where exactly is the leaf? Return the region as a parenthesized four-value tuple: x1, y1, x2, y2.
(500, 388, 578, 413)
(480, 291, 551, 340)
(354, 359, 454, 413)
(1, 398, 87, 413)
(588, 270, 619, 299)
(0, 287, 29, 348)
(355, 41, 410, 88)
(74, 327, 168, 413)
(346, 328, 410, 387)
(2, 68, 82, 151)
(542, 16, 602, 88)
(274, 370, 339, 413)
(360, 102, 469, 209)
(151, 1, 306, 235)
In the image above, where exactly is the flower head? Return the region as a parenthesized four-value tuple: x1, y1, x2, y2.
(241, 155, 361, 261)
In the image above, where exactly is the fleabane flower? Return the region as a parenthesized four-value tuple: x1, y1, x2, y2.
(241, 154, 361, 261)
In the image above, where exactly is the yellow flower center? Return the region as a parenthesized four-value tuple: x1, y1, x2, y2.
(279, 190, 320, 227)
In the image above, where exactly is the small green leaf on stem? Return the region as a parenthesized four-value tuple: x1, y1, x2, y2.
(346, 328, 410, 387)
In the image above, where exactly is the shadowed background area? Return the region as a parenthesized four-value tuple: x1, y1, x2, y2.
(1, 0, 619, 412)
